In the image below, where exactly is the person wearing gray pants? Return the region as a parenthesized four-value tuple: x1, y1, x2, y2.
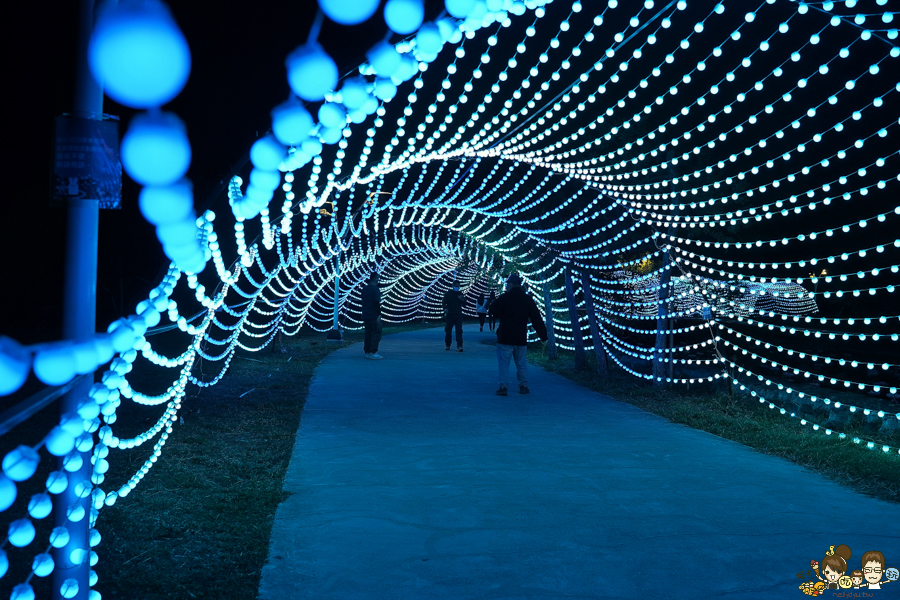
(488, 273, 548, 395)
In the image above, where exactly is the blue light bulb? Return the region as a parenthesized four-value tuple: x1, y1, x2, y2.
(250, 135, 287, 171)
(271, 99, 314, 146)
(44, 426, 76, 457)
(416, 22, 444, 55)
(7, 518, 35, 547)
(340, 77, 370, 110)
(33, 345, 78, 386)
(121, 112, 191, 186)
(286, 43, 338, 101)
(445, 0, 476, 19)
(318, 0, 380, 24)
(46, 472, 68, 495)
(0, 475, 16, 511)
(374, 79, 398, 101)
(27, 493, 53, 519)
(31, 553, 54, 578)
(318, 102, 347, 129)
(0, 336, 30, 395)
(301, 138, 323, 157)
(88, 0, 190, 108)
(385, 0, 424, 34)
(347, 108, 368, 124)
(320, 126, 344, 145)
(249, 169, 281, 195)
(155, 220, 196, 249)
(367, 41, 402, 78)
(139, 179, 194, 226)
(10, 584, 34, 600)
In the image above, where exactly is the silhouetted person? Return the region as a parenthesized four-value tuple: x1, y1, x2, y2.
(443, 281, 466, 351)
(476, 292, 488, 331)
(489, 273, 547, 395)
(487, 290, 497, 331)
(361, 273, 383, 360)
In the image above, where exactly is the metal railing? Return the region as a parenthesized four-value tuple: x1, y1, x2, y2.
(0, 375, 90, 437)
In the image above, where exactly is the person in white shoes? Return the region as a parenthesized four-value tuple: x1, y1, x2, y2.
(489, 273, 547, 395)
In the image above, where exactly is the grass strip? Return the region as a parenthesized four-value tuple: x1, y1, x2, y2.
(528, 346, 899, 505)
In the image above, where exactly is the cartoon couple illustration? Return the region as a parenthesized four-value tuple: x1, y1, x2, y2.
(810, 545, 896, 591)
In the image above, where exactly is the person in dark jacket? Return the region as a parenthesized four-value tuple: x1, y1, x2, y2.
(361, 273, 383, 360)
(488, 273, 548, 395)
(486, 289, 497, 331)
(442, 280, 466, 351)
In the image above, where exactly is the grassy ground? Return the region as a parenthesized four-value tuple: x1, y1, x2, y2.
(528, 346, 900, 505)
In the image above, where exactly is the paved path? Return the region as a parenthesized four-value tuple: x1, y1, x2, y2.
(258, 325, 899, 600)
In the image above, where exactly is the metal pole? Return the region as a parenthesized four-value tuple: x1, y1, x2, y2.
(541, 281, 557, 360)
(653, 251, 673, 387)
(564, 266, 585, 370)
(580, 268, 607, 377)
(654, 149, 679, 387)
(333, 251, 340, 329)
(326, 251, 342, 341)
(54, 1, 104, 598)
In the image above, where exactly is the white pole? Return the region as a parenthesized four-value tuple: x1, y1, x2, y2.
(333, 251, 340, 330)
(326, 250, 342, 341)
(53, 1, 105, 598)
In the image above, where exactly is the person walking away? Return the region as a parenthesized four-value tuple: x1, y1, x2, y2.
(487, 290, 497, 331)
(475, 292, 488, 331)
(488, 273, 547, 395)
(361, 272, 384, 360)
(443, 281, 466, 351)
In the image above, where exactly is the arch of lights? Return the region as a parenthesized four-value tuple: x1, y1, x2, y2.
(2, 0, 899, 596)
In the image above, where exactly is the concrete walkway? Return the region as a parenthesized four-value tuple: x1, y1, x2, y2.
(258, 325, 899, 600)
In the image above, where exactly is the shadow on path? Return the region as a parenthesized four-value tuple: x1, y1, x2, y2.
(258, 325, 899, 599)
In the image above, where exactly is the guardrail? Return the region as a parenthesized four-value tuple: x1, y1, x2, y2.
(0, 375, 90, 437)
